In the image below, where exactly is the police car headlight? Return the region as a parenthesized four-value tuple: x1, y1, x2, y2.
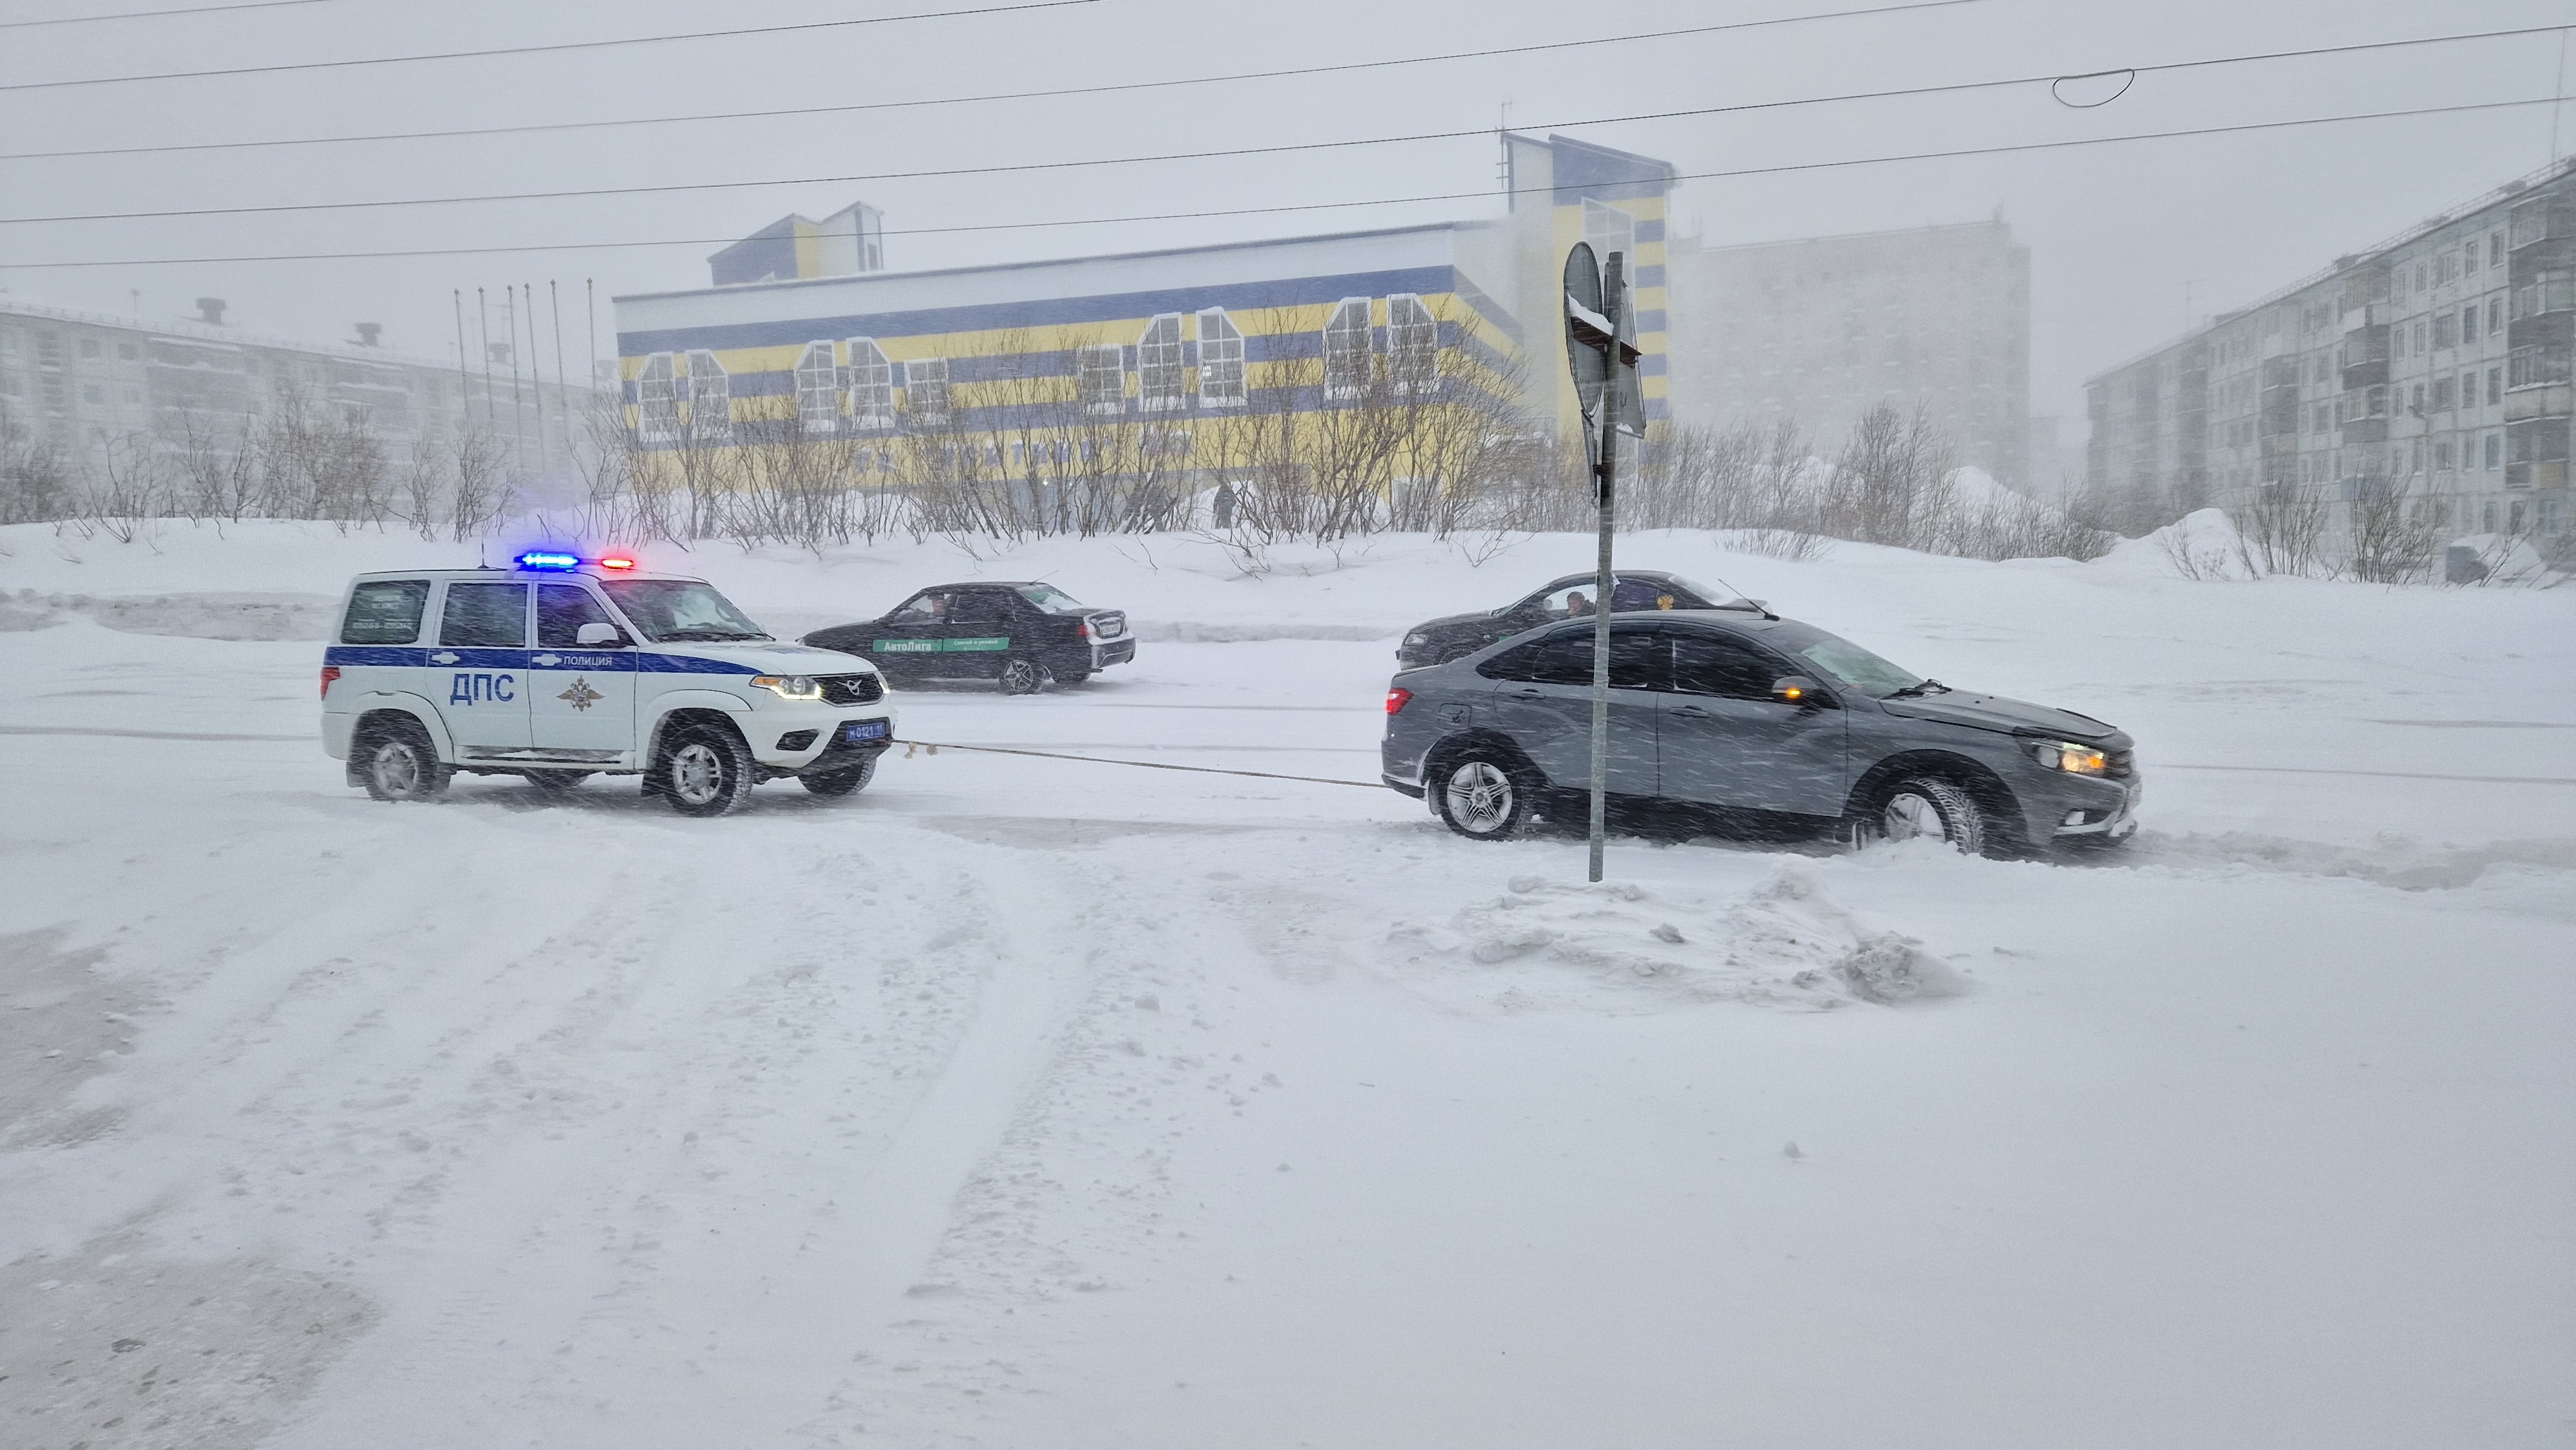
(750, 675, 823, 701)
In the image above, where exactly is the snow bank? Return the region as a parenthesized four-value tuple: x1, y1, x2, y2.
(2104, 507, 2259, 579)
(1385, 863, 1966, 1012)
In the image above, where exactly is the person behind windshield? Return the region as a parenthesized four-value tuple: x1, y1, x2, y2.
(1564, 590, 1592, 617)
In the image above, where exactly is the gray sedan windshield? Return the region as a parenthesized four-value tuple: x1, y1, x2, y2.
(601, 580, 772, 643)
(1796, 635, 1925, 698)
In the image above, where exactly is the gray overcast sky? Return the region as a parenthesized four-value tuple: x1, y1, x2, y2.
(3, 0, 2571, 439)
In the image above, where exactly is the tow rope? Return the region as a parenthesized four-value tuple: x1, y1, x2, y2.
(897, 738, 1381, 789)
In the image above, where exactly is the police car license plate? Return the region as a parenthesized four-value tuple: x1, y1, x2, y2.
(842, 720, 889, 744)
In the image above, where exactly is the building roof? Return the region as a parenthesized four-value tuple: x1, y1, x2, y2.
(0, 296, 462, 374)
(616, 221, 1489, 306)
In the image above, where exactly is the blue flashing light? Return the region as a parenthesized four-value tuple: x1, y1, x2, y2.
(516, 551, 582, 572)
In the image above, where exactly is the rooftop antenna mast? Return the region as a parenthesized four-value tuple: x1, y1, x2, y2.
(477, 287, 496, 429)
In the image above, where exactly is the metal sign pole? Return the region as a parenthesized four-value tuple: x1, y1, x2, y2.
(1561, 241, 1631, 885)
(1587, 406, 1615, 883)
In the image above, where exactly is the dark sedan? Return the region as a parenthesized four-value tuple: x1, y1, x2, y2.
(802, 581, 1135, 694)
(1396, 570, 1743, 667)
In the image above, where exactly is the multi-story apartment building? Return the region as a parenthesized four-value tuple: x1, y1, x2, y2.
(1665, 218, 2032, 485)
(0, 297, 598, 480)
(2086, 157, 2575, 547)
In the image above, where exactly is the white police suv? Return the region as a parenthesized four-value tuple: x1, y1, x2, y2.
(321, 552, 895, 815)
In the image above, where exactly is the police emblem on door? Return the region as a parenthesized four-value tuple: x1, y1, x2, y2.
(558, 677, 604, 711)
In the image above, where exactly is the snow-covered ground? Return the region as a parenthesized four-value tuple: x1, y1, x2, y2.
(2, 519, 2571, 1449)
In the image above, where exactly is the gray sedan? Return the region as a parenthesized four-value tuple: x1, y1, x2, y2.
(1379, 608, 2139, 856)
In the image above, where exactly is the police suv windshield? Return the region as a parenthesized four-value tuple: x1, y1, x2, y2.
(600, 579, 772, 643)
(1015, 583, 1084, 614)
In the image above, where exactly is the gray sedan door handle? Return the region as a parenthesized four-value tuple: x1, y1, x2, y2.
(1510, 688, 1545, 699)
(1672, 704, 1712, 717)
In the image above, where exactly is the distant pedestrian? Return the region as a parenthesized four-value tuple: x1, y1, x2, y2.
(1211, 481, 1238, 529)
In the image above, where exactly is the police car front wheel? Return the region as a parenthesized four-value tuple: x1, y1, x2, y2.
(652, 724, 756, 816)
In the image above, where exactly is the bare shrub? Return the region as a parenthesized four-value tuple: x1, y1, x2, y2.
(2241, 477, 2333, 578)
(2345, 480, 2442, 585)
(0, 416, 75, 525)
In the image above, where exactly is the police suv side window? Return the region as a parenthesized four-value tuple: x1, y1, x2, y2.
(536, 584, 615, 646)
(1670, 630, 1783, 700)
(341, 579, 429, 644)
(440, 582, 529, 648)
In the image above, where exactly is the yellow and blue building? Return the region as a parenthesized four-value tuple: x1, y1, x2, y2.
(611, 133, 1676, 453)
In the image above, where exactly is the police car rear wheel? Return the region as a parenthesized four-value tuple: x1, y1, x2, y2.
(998, 657, 1051, 695)
(361, 724, 450, 804)
(658, 726, 755, 816)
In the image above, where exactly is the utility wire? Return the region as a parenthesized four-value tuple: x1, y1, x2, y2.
(0, 0, 1101, 92)
(4, 95, 2554, 270)
(3, 27, 2557, 227)
(0, 0, 339, 28)
(0, 0, 1991, 162)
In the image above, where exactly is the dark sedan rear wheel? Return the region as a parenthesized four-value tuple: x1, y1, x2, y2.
(998, 656, 1052, 695)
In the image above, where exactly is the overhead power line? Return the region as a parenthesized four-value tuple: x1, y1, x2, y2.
(0, 0, 1102, 92)
(3, 27, 2557, 226)
(3, 96, 2555, 271)
(0, 0, 339, 28)
(0, 0, 1991, 163)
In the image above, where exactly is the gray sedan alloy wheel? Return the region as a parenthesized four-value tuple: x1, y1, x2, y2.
(1439, 757, 1530, 840)
(1877, 776, 1987, 855)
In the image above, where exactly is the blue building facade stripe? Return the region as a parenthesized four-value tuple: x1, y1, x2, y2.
(618, 265, 1518, 360)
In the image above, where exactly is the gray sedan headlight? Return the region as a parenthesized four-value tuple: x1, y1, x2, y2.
(1405, 631, 1431, 647)
(2026, 739, 2109, 775)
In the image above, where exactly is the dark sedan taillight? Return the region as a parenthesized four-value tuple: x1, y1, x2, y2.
(1386, 687, 1412, 715)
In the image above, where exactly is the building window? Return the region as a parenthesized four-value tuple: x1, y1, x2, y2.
(1322, 297, 1372, 400)
(905, 357, 951, 423)
(1137, 314, 1186, 413)
(846, 338, 894, 428)
(1583, 198, 1637, 271)
(2436, 440, 2454, 471)
(2462, 304, 2481, 343)
(2492, 229, 2507, 266)
(2490, 297, 2505, 334)
(2488, 366, 2504, 404)
(1386, 294, 1437, 392)
(2432, 377, 2454, 411)
(685, 349, 731, 440)
(2508, 345, 2571, 389)
(117, 343, 138, 361)
(79, 339, 101, 359)
(2486, 431, 2504, 470)
(82, 383, 104, 404)
(2466, 238, 2481, 272)
(1197, 308, 1245, 407)
(790, 341, 838, 433)
(1076, 343, 1124, 415)
(636, 352, 678, 444)
(2434, 313, 2458, 350)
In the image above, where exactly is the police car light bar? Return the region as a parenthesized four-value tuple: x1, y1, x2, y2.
(515, 551, 582, 571)
(596, 556, 637, 570)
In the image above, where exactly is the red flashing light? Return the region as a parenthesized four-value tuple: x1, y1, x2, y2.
(597, 556, 638, 570)
(319, 665, 341, 700)
(1385, 686, 1412, 716)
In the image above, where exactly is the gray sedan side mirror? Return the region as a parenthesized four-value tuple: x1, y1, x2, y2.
(1773, 675, 1824, 706)
(575, 622, 627, 648)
